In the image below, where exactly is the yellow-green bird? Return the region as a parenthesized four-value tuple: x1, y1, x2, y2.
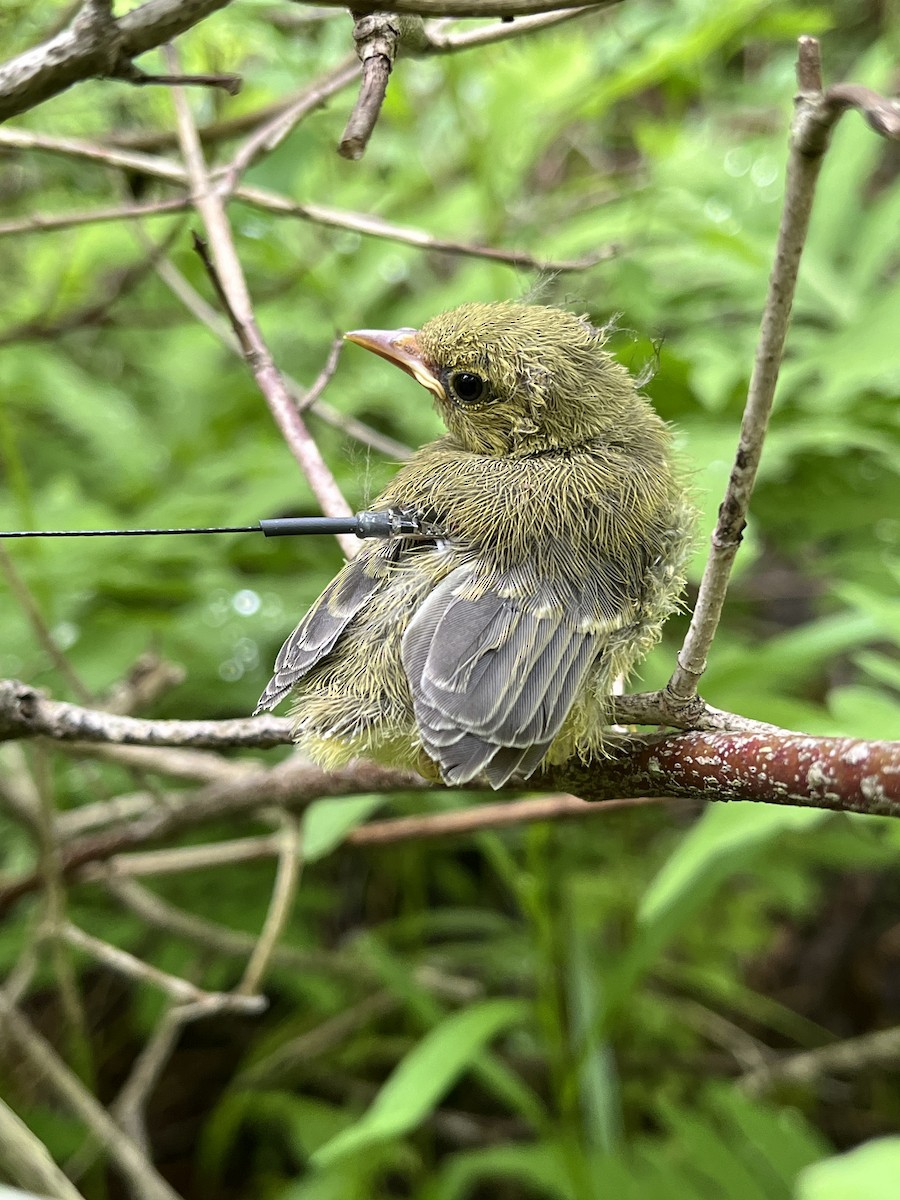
(256, 302, 694, 787)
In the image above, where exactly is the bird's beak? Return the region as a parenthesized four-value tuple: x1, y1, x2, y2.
(344, 327, 444, 399)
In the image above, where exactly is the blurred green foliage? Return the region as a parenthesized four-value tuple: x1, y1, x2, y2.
(1, 0, 899, 1197)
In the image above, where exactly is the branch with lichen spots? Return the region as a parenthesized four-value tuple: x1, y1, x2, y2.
(1, 678, 898, 921)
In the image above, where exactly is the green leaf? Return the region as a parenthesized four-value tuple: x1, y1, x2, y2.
(796, 1138, 900, 1200)
(638, 804, 829, 929)
(302, 795, 387, 863)
(312, 999, 528, 1167)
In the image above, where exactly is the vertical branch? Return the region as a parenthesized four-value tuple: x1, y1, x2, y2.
(667, 37, 898, 701)
(165, 46, 359, 560)
(339, 11, 401, 159)
(236, 813, 303, 995)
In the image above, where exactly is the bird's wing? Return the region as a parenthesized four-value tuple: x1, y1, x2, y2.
(402, 562, 628, 788)
(254, 553, 382, 714)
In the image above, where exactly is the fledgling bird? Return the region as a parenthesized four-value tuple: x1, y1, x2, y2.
(256, 302, 694, 788)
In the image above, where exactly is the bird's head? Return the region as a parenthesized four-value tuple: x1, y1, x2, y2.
(345, 302, 641, 457)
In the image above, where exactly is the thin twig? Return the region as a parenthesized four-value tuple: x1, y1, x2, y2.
(346, 793, 666, 845)
(741, 1025, 900, 1096)
(167, 53, 358, 556)
(31, 743, 96, 1098)
(0, 993, 183, 1200)
(106, 876, 350, 976)
(107, 73, 357, 151)
(237, 814, 303, 994)
(0, 1095, 87, 1200)
(0, 545, 93, 703)
(62, 921, 266, 1010)
(223, 55, 360, 189)
(0, 744, 42, 831)
(111, 60, 241, 95)
(0, 127, 615, 271)
(148, 250, 411, 458)
(423, 5, 591, 50)
(296, 337, 345, 412)
(111, 1004, 184, 1153)
(0, 195, 192, 239)
(667, 38, 900, 701)
(92, 834, 282, 878)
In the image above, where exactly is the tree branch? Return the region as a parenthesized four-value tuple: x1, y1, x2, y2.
(0, 0, 621, 125)
(339, 11, 401, 160)
(0, 993, 182, 1200)
(0, 0, 237, 123)
(167, 50, 359, 559)
(1, 679, 898, 916)
(0, 126, 614, 270)
(667, 38, 900, 701)
(298, 0, 620, 17)
(0, 1094, 87, 1200)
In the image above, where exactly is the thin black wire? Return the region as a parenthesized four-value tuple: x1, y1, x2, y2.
(0, 526, 261, 538)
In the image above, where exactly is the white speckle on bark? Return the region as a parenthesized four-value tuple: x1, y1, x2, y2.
(843, 742, 869, 766)
(860, 775, 885, 803)
(806, 762, 830, 790)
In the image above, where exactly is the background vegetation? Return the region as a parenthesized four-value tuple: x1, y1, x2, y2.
(1, 0, 899, 1196)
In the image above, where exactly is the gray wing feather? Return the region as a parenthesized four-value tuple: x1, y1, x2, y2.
(254, 557, 380, 713)
(402, 563, 610, 787)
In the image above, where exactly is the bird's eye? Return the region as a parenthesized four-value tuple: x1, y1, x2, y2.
(449, 371, 487, 405)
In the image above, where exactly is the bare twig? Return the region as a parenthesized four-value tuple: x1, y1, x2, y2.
(167, 51, 359, 558)
(0, 677, 776, 749)
(0, 745, 42, 831)
(345, 793, 665, 845)
(0, 756, 424, 915)
(0, 993, 183, 1200)
(667, 38, 900, 701)
(111, 61, 242, 95)
(94, 834, 282, 878)
(296, 337, 345, 412)
(224, 56, 360, 189)
(0, 127, 615, 271)
(291, 0, 619, 16)
(106, 876, 347, 976)
(148, 251, 412, 458)
(0, 0, 237, 123)
(339, 11, 400, 160)
(0, 195, 192, 239)
(0, 1095, 87, 1200)
(107, 74, 358, 152)
(422, 6, 591, 50)
(0, 546, 93, 703)
(111, 1004, 185, 1153)
(742, 1025, 900, 1096)
(61, 921, 265, 1009)
(1, 720, 898, 916)
(237, 814, 303, 994)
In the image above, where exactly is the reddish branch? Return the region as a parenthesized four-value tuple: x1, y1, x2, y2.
(1, 675, 898, 917)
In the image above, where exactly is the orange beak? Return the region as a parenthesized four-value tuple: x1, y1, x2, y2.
(344, 328, 444, 400)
